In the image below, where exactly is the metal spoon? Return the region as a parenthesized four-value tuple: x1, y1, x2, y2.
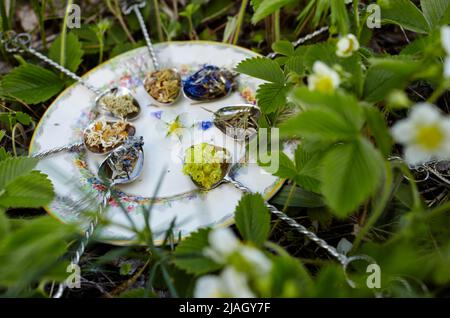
(202, 104, 261, 142)
(184, 27, 329, 103)
(122, 1, 182, 106)
(32, 120, 136, 158)
(0, 31, 141, 121)
(53, 136, 145, 298)
(185, 143, 348, 265)
(183, 65, 238, 104)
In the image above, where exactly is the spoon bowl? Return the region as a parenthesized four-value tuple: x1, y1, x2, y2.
(98, 136, 144, 185)
(95, 87, 141, 121)
(183, 143, 231, 191)
(144, 68, 182, 106)
(83, 120, 136, 155)
(212, 104, 260, 141)
(183, 65, 237, 103)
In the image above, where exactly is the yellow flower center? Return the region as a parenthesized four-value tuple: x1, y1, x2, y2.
(168, 120, 181, 135)
(315, 75, 335, 93)
(415, 125, 444, 151)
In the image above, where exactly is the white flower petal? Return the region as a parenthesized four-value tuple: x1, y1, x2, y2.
(239, 246, 272, 275)
(336, 34, 359, 57)
(435, 143, 450, 161)
(409, 103, 441, 125)
(208, 227, 240, 259)
(309, 61, 340, 92)
(194, 275, 223, 298)
(391, 119, 415, 144)
(404, 145, 432, 166)
(221, 267, 255, 298)
(313, 61, 332, 76)
(330, 70, 341, 87)
(444, 56, 450, 79)
(308, 74, 319, 91)
(441, 26, 450, 55)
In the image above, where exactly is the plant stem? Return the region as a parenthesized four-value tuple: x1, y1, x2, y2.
(424, 201, 450, 221)
(60, 0, 72, 70)
(353, 0, 360, 36)
(274, 10, 281, 42)
(282, 182, 296, 213)
(40, 0, 47, 49)
(106, 0, 135, 44)
(427, 82, 447, 104)
(232, 0, 249, 45)
(352, 160, 393, 252)
(152, 0, 164, 42)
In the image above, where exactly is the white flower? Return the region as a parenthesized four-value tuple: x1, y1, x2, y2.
(308, 61, 341, 93)
(345, 0, 353, 4)
(444, 56, 450, 79)
(151, 110, 193, 140)
(441, 26, 450, 55)
(194, 267, 255, 298)
(336, 34, 360, 58)
(391, 103, 450, 165)
(239, 246, 272, 275)
(441, 26, 450, 78)
(203, 227, 240, 263)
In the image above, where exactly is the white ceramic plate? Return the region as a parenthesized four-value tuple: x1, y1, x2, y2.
(30, 41, 292, 245)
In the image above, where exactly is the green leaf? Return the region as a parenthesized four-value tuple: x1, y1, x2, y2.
(0, 171, 54, 208)
(420, 0, 450, 29)
(290, 88, 365, 130)
(303, 42, 337, 69)
(235, 193, 270, 246)
(270, 185, 325, 208)
(0, 148, 10, 161)
(321, 138, 384, 217)
(0, 216, 76, 290)
(272, 40, 294, 56)
(49, 32, 84, 73)
(264, 151, 296, 177)
(364, 105, 393, 158)
(252, 0, 297, 24)
(261, 146, 321, 193)
(280, 108, 360, 142)
(378, 0, 430, 33)
(363, 58, 420, 103)
(331, 0, 350, 35)
(293, 146, 322, 193)
(268, 254, 312, 297)
(284, 56, 307, 76)
(236, 57, 285, 83)
(0, 64, 64, 104)
(173, 228, 222, 275)
(15, 112, 32, 126)
(0, 157, 38, 189)
(0, 208, 9, 240)
(256, 82, 290, 113)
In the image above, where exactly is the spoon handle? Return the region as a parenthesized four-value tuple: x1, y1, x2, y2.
(122, 1, 160, 70)
(1, 31, 101, 94)
(265, 26, 329, 59)
(225, 176, 348, 265)
(27, 47, 102, 94)
(52, 190, 111, 298)
(31, 142, 84, 159)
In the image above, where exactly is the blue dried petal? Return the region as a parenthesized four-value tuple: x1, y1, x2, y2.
(200, 121, 213, 130)
(183, 64, 235, 101)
